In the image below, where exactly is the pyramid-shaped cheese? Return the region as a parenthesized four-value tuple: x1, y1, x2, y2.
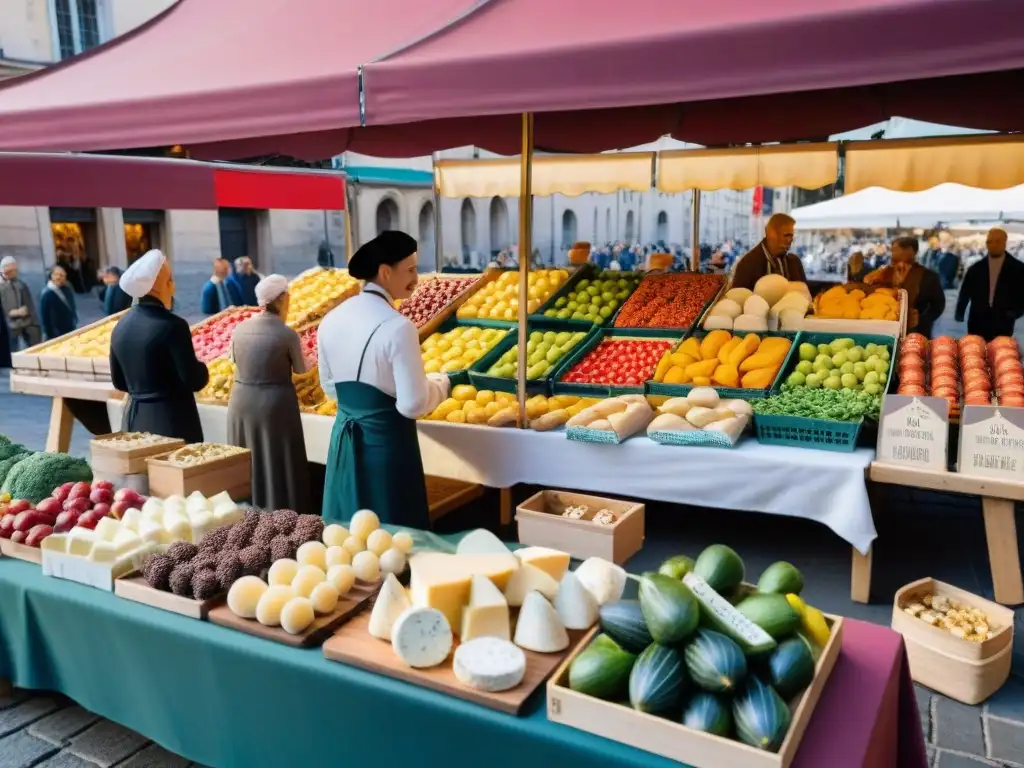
(461, 575, 510, 641)
(369, 573, 411, 640)
(513, 546, 570, 581)
(514, 591, 569, 653)
(409, 552, 519, 629)
(504, 562, 559, 608)
(554, 571, 598, 630)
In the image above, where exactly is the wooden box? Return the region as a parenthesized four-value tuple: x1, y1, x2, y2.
(892, 577, 1014, 704)
(146, 449, 251, 501)
(90, 432, 185, 475)
(0, 539, 42, 564)
(516, 490, 644, 564)
(547, 615, 845, 768)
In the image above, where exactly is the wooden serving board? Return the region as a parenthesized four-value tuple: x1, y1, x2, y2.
(207, 581, 379, 647)
(114, 574, 222, 619)
(322, 610, 588, 715)
(0, 539, 43, 564)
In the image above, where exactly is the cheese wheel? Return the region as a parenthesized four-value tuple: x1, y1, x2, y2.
(267, 558, 299, 587)
(453, 637, 527, 692)
(391, 607, 453, 668)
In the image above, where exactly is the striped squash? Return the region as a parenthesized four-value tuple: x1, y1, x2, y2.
(684, 629, 748, 693)
(599, 600, 654, 654)
(682, 692, 733, 737)
(628, 643, 686, 714)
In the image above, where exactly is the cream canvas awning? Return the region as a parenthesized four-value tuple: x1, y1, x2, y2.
(657, 143, 839, 192)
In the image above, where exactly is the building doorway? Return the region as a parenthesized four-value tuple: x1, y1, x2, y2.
(123, 209, 164, 264)
(376, 198, 400, 235)
(656, 211, 669, 245)
(218, 209, 250, 264)
(489, 197, 509, 258)
(561, 210, 578, 250)
(49, 207, 98, 294)
(418, 202, 435, 271)
(460, 199, 477, 264)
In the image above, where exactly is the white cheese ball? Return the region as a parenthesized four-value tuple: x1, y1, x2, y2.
(322, 524, 350, 548)
(267, 558, 299, 587)
(280, 597, 315, 635)
(391, 531, 414, 554)
(255, 585, 294, 626)
(296, 541, 327, 571)
(366, 528, 393, 557)
(379, 547, 407, 576)
(227, 576, 268, 619)
(291, 564, 326, 598)
(327, 565, 356, 597)
(325, 545, 351, 569)
(352, 550, 381, 582)
(349, 509, 380, 541)
(309, 582, 339, 615)
(342, 536, 366, 556)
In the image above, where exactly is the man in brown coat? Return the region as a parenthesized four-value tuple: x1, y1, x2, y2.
(731, 213, 807, 290)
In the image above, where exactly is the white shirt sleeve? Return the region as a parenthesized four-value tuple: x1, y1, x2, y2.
(387, 318, 449, 419)
(317, 323, 334, 398)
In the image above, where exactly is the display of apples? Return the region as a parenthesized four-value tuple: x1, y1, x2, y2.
(542, 270, 642, 324)
(285, 268, 360, 328)
(421, 325, 507, 375)
(456, 269, 569, 321)
(790, 337, 890, 394)
(298, 326, 319, 370)
(486, 330, 588, 380)
(399, 277, 478, 328)
(560, 338, 675, 387)
(198, 359, 235, 403)
(191, 307, 261, 363)
(0, 481, 146, 547)
(28, 316, 119, 358)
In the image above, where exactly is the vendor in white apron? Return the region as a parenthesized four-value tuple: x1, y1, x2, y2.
(317, 231, 450, 528)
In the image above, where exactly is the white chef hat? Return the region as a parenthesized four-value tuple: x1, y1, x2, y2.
(120, 249, 167, 299)
(255, 273, 288, 307)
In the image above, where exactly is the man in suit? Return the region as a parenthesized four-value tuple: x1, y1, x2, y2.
(200, 258, 242, 315)
(955, 228, 1024, 340)
(731, 213, 807, 290)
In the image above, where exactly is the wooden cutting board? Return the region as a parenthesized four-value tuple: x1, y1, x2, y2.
(207, 581, 379, 647)
(322, 610, 587, 715)
(114, 574, 222, 620)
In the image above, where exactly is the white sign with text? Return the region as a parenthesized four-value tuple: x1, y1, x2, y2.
(958, 405, 1024, 479)
(877, 395, 949, 471)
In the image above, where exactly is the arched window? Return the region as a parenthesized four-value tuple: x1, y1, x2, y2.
(489, 197, 509, 257)
(561, 210, 578, 249)
(624, 210, 635, 243)
(375, 198, 399, 235)
(460, 199, 477, 263)
(656, 211, 669, 244)
(418, 202, 435, 270)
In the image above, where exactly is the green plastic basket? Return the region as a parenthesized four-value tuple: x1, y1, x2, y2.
(531, 266, 644, 330)
(752, 413, 864, 452)
(566, 425, 624, 444)
(551, 328, 684, 397)
(467, 321, 595, 396)
(421, 319, 513, 388)
(648, 429, 740, 449)
(771, 331, 899, 394)
(645, 330, 798, 401)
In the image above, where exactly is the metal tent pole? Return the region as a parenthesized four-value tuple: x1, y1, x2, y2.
(690, 190, 702, 271)
(516, 113, 535, 428)
(432, 154, 443, 273)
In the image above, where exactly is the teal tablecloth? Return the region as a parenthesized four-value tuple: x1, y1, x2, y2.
(0, 559, 924, 768)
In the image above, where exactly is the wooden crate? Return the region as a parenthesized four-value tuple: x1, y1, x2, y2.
(146, 449, 251, 500)
(415, 270, 498, 341)
(892, 577, 1015, 704)
(516, 490, 644, 564)
(90, 432, 185, 475)
(547, 615, 845, 768)
(0, 539, 42, 564)
(11, 311, 126, 375)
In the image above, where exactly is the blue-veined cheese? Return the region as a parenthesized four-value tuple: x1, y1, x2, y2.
(391, 606, 452, 668)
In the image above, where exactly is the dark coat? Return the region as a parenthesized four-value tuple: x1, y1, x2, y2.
(731, 240, 807, 290)
(904, 264, 946, 339)
(39, 284, 78, 340)
(228, 272, 260, 307)
(109, 297, 209, 443)
(0, 311, 11, 368)
(955, 255, 1024, 340)
(103, 283, 133, 315)
(200, 279, 243, 315)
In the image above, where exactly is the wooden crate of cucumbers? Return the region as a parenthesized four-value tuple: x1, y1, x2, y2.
(547, 546, 843, 768)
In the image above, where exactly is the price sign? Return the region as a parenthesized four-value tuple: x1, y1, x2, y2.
(958, 406, 1024, 479)
(877, 395, 949, 471)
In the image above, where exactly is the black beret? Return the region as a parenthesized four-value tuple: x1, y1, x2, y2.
(348, 231, 418, 280)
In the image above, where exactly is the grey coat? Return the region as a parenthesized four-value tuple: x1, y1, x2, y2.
(0, 278, 40, 333)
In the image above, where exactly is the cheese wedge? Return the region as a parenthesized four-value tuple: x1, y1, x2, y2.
(409, 552, 519, 629)
(455, 529, 511, 556)
(554, 571, 599, 630)
(41, 534, 67, 552)
(119, 508, 142, 532)
(111, 528, 142, 555)
(513, 591, 569, 653)
(503, 562, 559, 608)
(461, 575, 510, 641)
(513, 546, 570, 581)
(574, 558, 627, 606)
(94, 517, 121, 542)
(368, 573, 411, 640)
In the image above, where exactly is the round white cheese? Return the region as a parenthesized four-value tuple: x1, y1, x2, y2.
(453, 637, 526, 692)
(391, 607, 453, 669)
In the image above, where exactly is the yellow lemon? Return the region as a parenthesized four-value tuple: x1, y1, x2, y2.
(476, 390, 496, 406)
(445, 410, 467, 424)
(451, 384, 478, 402)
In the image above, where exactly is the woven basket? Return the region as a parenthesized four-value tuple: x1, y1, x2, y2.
(566, 425, 623, 444)
(648, 429, 738, 448)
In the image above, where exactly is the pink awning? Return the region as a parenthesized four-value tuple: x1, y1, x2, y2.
(0, 0, 476, 157)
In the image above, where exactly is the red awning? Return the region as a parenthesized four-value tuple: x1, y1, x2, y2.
(0, 153, 345, 210)
(0, 0, 477, 157)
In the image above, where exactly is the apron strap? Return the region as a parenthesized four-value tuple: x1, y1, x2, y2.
(356, 320, 388, 382)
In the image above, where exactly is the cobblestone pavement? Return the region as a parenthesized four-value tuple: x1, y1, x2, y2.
(1, 290, 1022, 767)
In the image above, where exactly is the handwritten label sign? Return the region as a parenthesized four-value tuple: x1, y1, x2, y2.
(877, 395, 949, 471)
(958, 406, 1024, 479)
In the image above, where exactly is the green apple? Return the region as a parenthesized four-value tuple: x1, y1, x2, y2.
(831, 351, 848, 367)
(805, 373, 822, 389)
(787, 371, 806, 386)
(799, 343, 817, 361)
(824, 375, 842, 390)
(796, 360, 814, 375)
(841, 373, 859, 389)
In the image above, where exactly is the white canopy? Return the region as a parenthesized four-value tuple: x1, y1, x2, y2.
(791, 183, 1024, 230)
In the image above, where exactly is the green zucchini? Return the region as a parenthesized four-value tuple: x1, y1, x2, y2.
(693, 544, 745, 594)
(638, 573, 700, 645)
(683, 573, 777, 655)
(733, 676, 791, 752)
(757, 561, 805, 595)
(684, 629, 748, 693)
(768, 636, 816, 700)
(599, 600, 654, 654)
(735, 593, 801, 639)
(628, 643, 686, 714)
(682, 692, 732, 737)
(658, 554, 696, 580)
(569, 633, 636, 701)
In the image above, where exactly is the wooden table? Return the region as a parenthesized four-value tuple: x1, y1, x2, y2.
(9, 373, 118, 452)
(866, 462, 1024, 605)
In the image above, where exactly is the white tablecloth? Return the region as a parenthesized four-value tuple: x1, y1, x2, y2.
(107, 400, 877, 554)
